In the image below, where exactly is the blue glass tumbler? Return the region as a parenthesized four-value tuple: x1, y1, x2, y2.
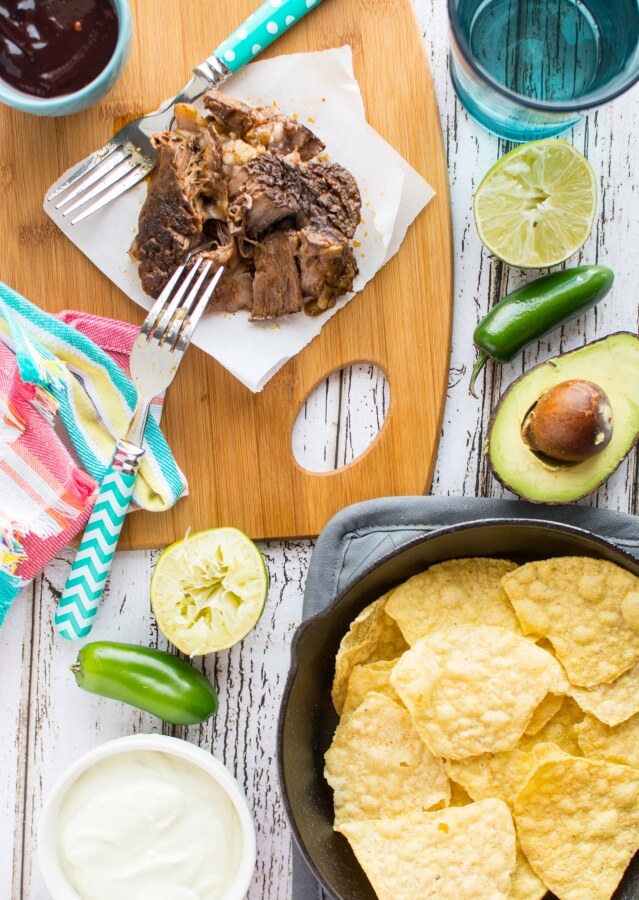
(448, 0, 639, 142)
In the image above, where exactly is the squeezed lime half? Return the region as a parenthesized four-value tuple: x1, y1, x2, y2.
(151, 527, 268, 656)
(473, 140, 597, 268)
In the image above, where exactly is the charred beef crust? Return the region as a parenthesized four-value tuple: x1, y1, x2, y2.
(251, 230, 302, 320)
(226, 155, 361, 312)
(294, 162, 360, 309)
(130, 139, 201, 297)
(130, 124, 228, 297)
(203, 90, 325, 160)
(228, 155, 307, 239)
(299, 161, 361, 239)
(228, 156, 361, 242)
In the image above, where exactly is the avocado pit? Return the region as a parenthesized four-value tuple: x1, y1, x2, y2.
(521, 380, 613, 464)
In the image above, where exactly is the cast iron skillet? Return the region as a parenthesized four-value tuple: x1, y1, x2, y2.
(277, 518, 639, 900)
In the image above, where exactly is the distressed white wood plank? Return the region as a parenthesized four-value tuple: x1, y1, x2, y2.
(3, 3, 639, 898)
(293, 365, 390, 472)
(416, 2, 639, 513)
(177, 541, 312, 899)
(0, 583, 30, 900)
(18, 549, 163, 900)
(15, 540, 309, 900)
(291, 376, 341, 472)
(336, 365, 390, 468)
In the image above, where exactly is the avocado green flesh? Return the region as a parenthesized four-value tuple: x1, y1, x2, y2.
(488, 333, 639, 503)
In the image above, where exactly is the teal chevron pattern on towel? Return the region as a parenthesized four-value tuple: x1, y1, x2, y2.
(55, 468, 136, 640)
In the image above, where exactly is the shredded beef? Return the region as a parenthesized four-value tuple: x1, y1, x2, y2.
(131, 92, 361, 319)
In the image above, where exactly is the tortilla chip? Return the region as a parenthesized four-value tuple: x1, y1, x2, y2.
(341, 659, 401, 721)
(519, 697, 584, 757)
(576, 713, 639, 769)
(570, 659, 639, 727)
(515, 757, 639, 900)
(445, 742, 566, 808)
(390, 626, 567, 759)
(510, 845, 548, 900)
(525, 693, 565, 735)
(324, 692, 449, 827)
(337, 799, 516, 900)
(331, 591, 408, 714)
(502, 557, 639, 687)
(449, 780, 473, 806)
(385, 557, 520, 645)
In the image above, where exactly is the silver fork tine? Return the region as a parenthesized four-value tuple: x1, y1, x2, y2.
(69, 165, 151, 225)
(62, 156, 138, 216)
(178, 266, 224, 347)
(140, 264, 186, 338)
(151, 259, 204, 341)
(54, 148, 131, 209)
(46, 142, 121, 202)
(163, 261, 212, 349)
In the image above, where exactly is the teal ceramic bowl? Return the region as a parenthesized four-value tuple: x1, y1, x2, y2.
(0, 0, 132, 117)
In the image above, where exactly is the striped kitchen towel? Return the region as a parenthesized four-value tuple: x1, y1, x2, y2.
(0, 283, 188, 626)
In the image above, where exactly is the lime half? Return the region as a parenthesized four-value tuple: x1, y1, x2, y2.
(473, 140, 597, 268)
(151, 527, 268, 656)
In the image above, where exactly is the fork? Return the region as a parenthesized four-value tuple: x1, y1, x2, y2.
(54, 259, 224, 640)
(46, 0, 324, 225)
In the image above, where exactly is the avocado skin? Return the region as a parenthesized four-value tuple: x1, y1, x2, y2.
(486, 332, 639, 504)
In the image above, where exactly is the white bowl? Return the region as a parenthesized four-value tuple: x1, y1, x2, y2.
(38, 733, 257, 900)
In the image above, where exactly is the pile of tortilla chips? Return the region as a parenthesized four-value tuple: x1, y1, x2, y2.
(324, 556, 639, 900)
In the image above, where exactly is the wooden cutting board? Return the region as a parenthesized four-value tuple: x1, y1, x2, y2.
(0, 0, 452, 545)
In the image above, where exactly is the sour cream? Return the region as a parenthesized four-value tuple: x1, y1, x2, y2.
(56, 750, 244, 900)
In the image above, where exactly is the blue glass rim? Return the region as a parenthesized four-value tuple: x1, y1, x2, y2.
(0, 0, 132, 115)
(447, 0, 639, 113)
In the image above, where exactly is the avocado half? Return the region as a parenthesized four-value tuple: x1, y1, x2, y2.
(487, 332, 639, 503)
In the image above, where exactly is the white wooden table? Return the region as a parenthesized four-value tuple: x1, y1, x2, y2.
(2, 3, 638, 897)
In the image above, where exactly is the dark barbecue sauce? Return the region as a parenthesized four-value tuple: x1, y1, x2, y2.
(0, 0, 118, 98)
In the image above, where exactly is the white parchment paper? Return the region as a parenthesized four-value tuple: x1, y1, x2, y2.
(45, 47, 434, 392)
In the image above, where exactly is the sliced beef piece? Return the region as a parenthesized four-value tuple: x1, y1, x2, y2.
(202, 92, 257, 136)
(251, 231, 302, 321)
(297, 227, 358, 313)
(226, 154, 362, 314)
(294, 162, 360, 311)
(229, 156, 361, 241)
(130, 114, 227, 297)
(204, 90, 325, 160)
(195, 240, 254, 313)
(228, 155, 306, 239)
(299, 161, 362, 239)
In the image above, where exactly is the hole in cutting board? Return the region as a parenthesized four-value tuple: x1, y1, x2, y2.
(292, 364, 390, 473)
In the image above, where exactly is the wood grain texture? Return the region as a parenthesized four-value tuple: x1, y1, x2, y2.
(1, 0, 638, 898)
(0, 0, 453, 546)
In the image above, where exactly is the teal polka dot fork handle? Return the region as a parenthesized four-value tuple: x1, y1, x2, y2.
(193, 0, 325, 80)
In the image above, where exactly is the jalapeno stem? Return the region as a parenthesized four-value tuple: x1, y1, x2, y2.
(469, 351, 490, 399)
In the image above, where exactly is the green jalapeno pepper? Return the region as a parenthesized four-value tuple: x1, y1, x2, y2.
(71, 641, 218, 725)
(469, 265, 614, 397)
